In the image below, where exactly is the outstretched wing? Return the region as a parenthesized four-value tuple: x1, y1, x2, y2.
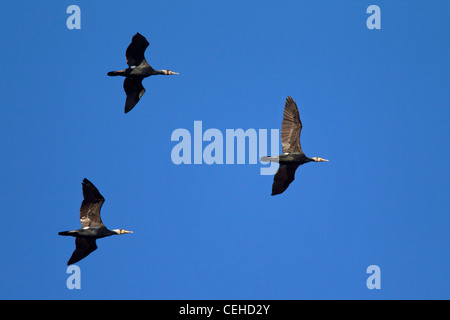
(281, 96, 303, 153)
(67, 238, 98, 265)
(79, 178, 105, 228)
(123, 77, 146, 113)
(271, 164, 300, 196)
(126, 33, 150, 68)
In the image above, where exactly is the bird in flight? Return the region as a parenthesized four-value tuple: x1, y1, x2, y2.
(261, 96, 329, 196)
(108, 32, 179, 113)
(58, 178, 133, 265)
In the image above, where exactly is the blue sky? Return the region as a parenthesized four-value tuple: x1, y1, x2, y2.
(0, 0, 449, 299)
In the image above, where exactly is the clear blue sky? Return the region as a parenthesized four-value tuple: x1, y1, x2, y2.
(0, 0, 449, 299)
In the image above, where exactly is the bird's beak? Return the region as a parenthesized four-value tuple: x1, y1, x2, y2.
(321, 158, 329, 162)
(170, 71, 179, 75)
(122, 230, 133, 234)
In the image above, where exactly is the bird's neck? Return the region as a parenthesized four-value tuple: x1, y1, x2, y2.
(154, 69, 168, 75)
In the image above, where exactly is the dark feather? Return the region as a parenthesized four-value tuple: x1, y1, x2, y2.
(123, 77, 146, 113)
(79, 178, 105, 228)
(281, 96, 303, 153)
(126, 33, 150, 68)
(67, 237, 98, 265)
(271, 164, 300, 196)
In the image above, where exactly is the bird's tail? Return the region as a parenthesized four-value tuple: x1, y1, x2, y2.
(107, 70, 126, 76)
(58, 230, 76, 236)
(261, 156, 279, 163)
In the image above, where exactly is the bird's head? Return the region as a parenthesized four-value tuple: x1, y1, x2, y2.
(310, 157, 329, 162)
(112, 229, 133, 235)
(161, 70, 179, 75)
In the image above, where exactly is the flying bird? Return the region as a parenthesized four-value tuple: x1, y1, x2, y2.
(108, 32, 179, 113)
(58, 178, 133, 265)
(261, 96, 329, 196)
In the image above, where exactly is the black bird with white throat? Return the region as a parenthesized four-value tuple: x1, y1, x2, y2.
(108, 32, 179, 113)
(58, 178, 133, 265)
(261, 96, 329, 196)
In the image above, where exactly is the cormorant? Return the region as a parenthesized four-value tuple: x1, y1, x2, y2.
(261, 96, 329, 196)
(108, 32, 179, 113)
(58, 178, 133, 265)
